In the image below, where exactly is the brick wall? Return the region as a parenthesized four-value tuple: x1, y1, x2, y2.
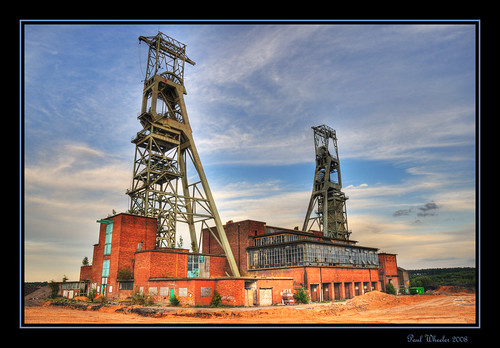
(143, 277, 293, 306)
(90, 222, 106, 284)
(378, 253, 400, 292)
(202, 220, 266, 275)
(111, 214, 157, 281)
(134, 249, 189, 281)
(378, 253, 398, 276)
(79, 265, 92, 281)
(90, 213, 157, 297)
(215, 279, 246, 306)
(249, 265, 379, 301)
(255, 278, 294, 304)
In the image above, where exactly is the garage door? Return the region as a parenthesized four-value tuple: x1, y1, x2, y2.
(259, 288, 272, 306)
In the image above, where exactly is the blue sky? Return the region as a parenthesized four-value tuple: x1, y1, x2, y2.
(23, 22, 477, 282)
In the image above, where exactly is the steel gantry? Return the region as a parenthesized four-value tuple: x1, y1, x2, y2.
(127, 32, 240, 276)
(303, 125, 351, 240)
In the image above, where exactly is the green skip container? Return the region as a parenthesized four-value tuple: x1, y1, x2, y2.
(409, 287, 425, 295)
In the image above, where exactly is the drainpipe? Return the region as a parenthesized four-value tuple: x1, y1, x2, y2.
(303, 267, 307, 289)
(237, 224, 241, 271)
(319, 267, 323, 302)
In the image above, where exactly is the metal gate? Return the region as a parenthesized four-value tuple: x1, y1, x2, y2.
(344, 282, 352, 299)
(334, 283, 341, 300)
(259, 288, 272, 306)
(310, 284, 319, 302)
(322, 283, 330, 301)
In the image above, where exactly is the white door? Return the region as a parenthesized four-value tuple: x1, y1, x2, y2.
(259, 288, 272, 306)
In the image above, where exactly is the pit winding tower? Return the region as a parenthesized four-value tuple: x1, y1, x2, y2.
(127, 32, 240, 276)
(303, 125, 351, 240)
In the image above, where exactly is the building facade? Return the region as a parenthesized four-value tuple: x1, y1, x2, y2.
(78, 213, 293, 306)
(72, 214, 408, 305)
(203, 220, 382, 301)
(378, 253, 409, 294)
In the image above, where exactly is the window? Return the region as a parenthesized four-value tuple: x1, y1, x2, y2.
(119, 281, 134, 290)
(248, 242, 380, 269)
(104, 223, 113, 255)
(187, 254, 199, 277)
(102, 260, 110, 278)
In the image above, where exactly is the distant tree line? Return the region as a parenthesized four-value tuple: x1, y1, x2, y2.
(409, 267, 475, 289)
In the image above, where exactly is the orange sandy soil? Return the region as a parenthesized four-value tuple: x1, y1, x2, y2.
(24, 289, 476, 325)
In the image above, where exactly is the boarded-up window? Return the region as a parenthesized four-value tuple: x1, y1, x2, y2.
(200, 287, 212, 297)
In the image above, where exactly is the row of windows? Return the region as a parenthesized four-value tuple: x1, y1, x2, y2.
(254, 233, 318, 246)
(249, 244, 305, 269)
(248, 242, 379, 269)
(61, 282, 86, 290)
(304, 244, 378, 266)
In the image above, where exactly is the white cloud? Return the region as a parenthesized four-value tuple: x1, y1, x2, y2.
(185, 25, 475, 170)
(211, 180, 310, 227)
(24, 141, 131, 281)
(25, 142, 131, 194)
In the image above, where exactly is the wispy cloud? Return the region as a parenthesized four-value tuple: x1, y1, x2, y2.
(186, 25, 475, 171)
(24, 141, 131, 280)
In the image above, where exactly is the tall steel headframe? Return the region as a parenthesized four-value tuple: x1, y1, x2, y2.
(127, 32, 240, 276)
(302, 124, 351, 240)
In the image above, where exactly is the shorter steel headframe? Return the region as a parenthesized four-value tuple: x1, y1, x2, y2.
(303, 124, 351, 240)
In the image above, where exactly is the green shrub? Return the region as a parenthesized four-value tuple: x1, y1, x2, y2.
(117, 267, 132, 280)
(88, 288, 97, 302)
(210, 291, 222, 307)
(169, 295, 180, 306)
(385, 282, 396, 295)
(132, 289, 154, 306)
(293, 287, 310, 304)
(48, 280, 59, 298)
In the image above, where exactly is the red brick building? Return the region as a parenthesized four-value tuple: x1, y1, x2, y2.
(75, 213, 406, 306)
(377, 252, 410, 294)
(78, 213, 293, 306)
(203, 220, 381, 301)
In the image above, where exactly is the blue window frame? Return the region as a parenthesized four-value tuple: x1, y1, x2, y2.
(102, 259, 110, 278)
(103, 222, 113, 255)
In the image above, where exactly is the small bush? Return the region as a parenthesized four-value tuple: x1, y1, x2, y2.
(94, 294, 107, 303)
(210, 291, 222, 307)
(293, 287, 310, 304)
(48, 280, 59, 298)
(132, 289, 154, 306)
(169, 295, 180, 306)
(385, 282, 396, 295)
(88, 288, 97, 302)
(117, 267, 132, 280)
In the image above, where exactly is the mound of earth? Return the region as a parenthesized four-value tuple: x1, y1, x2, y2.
(345, 291, 396, 309)
(430, 286, 475, 295)
(24, 285, 52, 307)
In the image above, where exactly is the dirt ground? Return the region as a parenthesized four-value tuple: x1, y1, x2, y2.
(23, 288, 476, 325)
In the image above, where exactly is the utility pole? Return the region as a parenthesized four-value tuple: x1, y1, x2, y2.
(127, 32, 240, 276)
(303, 125, 351, 240)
